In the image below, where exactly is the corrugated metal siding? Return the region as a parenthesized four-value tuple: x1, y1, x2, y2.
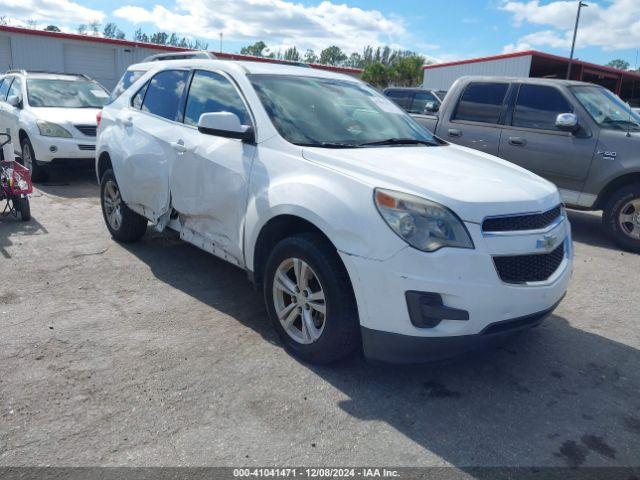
(0, 31, 179, 90)
(0, 37, 12, 71)
(423, 55, 533, 90)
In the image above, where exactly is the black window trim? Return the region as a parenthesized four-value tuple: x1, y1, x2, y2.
(450, 81, 512, 127)
(507, 83, 575, 133)
(180, 68, 256, 133)
(0, 76, 15, 102)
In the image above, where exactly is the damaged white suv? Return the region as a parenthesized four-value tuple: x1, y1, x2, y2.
(97, 59, 573, 364)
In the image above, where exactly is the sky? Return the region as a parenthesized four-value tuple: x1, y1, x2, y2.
(1, 0, 639, 67)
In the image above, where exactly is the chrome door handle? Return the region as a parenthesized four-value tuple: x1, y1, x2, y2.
(508, 136, 526, 146)
(448, 128, 461, 137)
(120, 117, 133, 128)
(170, 140, 188, 153)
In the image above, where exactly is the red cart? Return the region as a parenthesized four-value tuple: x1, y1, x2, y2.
(1, 133, 32, 221)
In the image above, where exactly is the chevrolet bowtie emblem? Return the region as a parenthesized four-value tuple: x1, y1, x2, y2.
(536, 234, 557, 250)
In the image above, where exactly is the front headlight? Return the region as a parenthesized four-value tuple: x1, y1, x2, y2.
(37, 121, 72, 138)
(374, 188, 474, 252)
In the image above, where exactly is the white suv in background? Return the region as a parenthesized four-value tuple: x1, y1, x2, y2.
(97, 59, 573, 364)
(0, 71, 110, 182)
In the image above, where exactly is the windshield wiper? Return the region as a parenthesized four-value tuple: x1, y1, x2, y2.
(356, 138, 436, 147)
(296, 142, 361, 149)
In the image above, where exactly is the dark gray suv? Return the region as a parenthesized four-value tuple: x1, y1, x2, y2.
(407, 76, 640, 252)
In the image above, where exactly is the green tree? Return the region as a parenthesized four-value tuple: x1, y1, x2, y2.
(149, 32, 169, 45)
(134, 28, 148, 43)
(44, 25, 61, 32)
(361, 62, 389, 88)
(319, 46, 347, 66)
(303, 49, 318, 63)
(389, 55, 426, 87)
(103, 22, 125, 39)
(77, 24, 88, 35)
(240, 41, 268, 57)
(283, 46, 300, 62)
(89, 21, 100, 36)
(606, 59, 630, 70)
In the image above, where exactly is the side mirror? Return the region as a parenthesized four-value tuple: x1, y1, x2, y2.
(424, 101, 439, 113)
(198, 112, 254, 142)
(555, 113, 578, 133)
(7, 95, 21, 108)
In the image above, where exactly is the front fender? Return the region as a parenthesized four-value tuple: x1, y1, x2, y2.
(243, 170, 406, 271)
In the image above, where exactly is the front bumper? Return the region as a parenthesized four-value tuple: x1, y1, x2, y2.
(30, 135, 96, 163)
(339, 217, 573, 363)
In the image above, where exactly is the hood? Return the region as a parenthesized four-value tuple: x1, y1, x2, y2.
(31, 107, 100, 127)
(302, 143, 560, 223)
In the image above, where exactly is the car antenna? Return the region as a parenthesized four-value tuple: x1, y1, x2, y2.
(626, 49, 639, 138)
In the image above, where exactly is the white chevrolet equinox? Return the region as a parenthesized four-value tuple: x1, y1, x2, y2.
(0, 71, 110, 182)
(96, 59, 573, 364)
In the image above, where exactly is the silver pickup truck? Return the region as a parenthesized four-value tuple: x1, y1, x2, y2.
(392, 76, 640, 252)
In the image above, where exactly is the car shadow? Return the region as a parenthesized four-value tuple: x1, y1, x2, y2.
(567, 209, 619, 251)
(123, 228, 640, 471)
(34, 165, 98, 200)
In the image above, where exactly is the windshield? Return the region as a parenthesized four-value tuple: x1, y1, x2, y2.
(249, 74, 437, 147)
(571, 85, 640, 131)
(27, 79, 110, 108)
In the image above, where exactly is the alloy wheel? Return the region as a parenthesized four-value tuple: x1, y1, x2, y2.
(272, 257, 326, 344)
(619, 198, 640, 240)
(22, 143, 33, 171)
(103, 180, 123, 231)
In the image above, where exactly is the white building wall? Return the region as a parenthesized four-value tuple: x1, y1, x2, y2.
(423, 55, 533, 90)
(0, 30, 176, 90)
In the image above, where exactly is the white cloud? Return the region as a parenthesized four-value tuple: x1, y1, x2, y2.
(501, 0, 640, 51)
(0, 0, 104, 25)
(113, 0, 406, 53)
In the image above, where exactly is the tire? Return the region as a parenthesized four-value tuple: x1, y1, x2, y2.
(100, 169, 147, 243)
(12, 195, 30, 221)
(602, 183, 640, 253)
(263, 233, 360, 364)
(20, 137, 49, 183)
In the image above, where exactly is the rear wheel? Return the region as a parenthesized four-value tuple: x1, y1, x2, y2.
(100, 169, 147, 242)
(20, 137, 49, 183)
(12, 195, 30, 221)
(602, 183, 640, 253)
(263, 234, 360, 364)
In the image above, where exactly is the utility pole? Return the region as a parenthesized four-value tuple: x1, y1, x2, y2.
(219, 32, 223, 53)
(567, 1, 588, 79)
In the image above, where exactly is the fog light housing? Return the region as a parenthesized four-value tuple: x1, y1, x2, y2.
(405, 291, 469, 328)
(49, 146, 58, 153)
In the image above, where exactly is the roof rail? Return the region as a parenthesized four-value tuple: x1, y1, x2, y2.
(142, 50, 217, 62)
(4, 69, 92, 80)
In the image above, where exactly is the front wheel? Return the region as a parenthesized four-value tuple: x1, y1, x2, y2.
(20, 137, 49, 183)
(602, 183, 640, 253)
(100, 169, 147, 243)
(263, 234, 360, 364)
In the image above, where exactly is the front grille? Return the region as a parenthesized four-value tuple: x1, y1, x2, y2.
(75, 125, 97, 137)
(483, 205, 562, 232)
(78, 144, 95, 151)
(494, 242, 565, 284)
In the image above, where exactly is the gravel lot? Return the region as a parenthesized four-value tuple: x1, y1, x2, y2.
(1, 167, 639, 469)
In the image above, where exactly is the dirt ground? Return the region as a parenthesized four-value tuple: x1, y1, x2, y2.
(1, 167, 639, 469)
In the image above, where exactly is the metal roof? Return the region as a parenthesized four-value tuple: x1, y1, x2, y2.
(423, 50, 640, 81)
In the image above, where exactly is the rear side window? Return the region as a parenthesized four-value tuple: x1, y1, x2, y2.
(409, 91, 438, 114)
(453, 82, 509, 124)
(512, 84, 573, 130)
(0, 77, 13, 101)
(131, 81, 149, 109)
(385, 90, 410, 110)
(110, 69, 145, 102)
(183, 70, 250, 127)
(141, 70, 190, 121)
